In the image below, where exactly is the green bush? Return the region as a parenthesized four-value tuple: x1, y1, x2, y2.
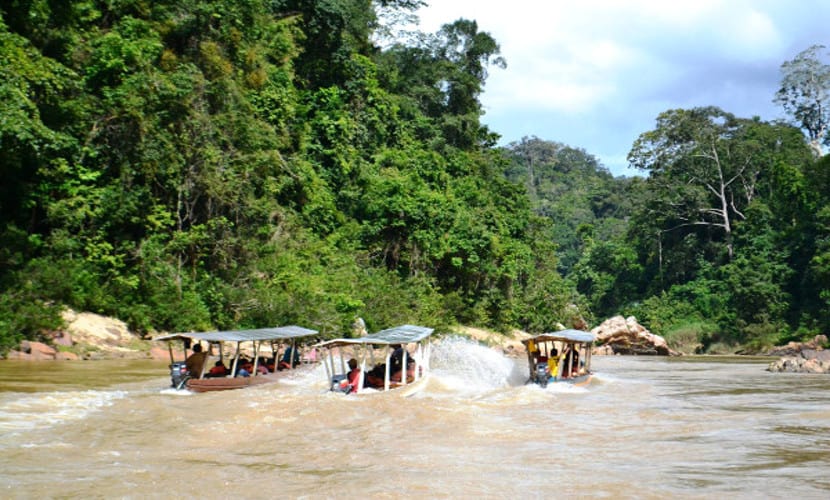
(0, 293, 64, 353)
(739, 320, 788, 354)
(662, 320, 718, 354)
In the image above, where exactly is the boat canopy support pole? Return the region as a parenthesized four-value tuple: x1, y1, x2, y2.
(568, 348, 575, 378)
(585, 344, 592, 374)
(167, 342, 175, 365)
(383, 347, 391, 391)
(401, 349, 408, 386)
(198, 342, 209, 379)
(290, 339, 297, 369)
(231, 341, 242, 377)
(322, 348, 332, 383)
(413, 343, 421, 382)
(252, 341, 260, 377)
(327, 348, 336, 379)
(358, 349, 366, 394)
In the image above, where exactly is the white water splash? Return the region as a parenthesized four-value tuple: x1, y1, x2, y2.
(429, 336, 526, 395)
(0, 390, 126, 432)
(158, 387, 193, 396)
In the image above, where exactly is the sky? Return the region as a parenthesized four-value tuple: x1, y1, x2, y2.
(406, 0, 830, 176)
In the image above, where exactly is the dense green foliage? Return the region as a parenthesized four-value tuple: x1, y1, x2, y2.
(500, 105, 825, 352)
(1, 2, 828, 354)
(0, 0, 576, 351)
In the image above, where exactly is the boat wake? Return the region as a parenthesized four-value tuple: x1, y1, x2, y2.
(158, 387, 193, 396)
(0, 389, 127, 433)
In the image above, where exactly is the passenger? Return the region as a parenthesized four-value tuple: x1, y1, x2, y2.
(561, 348, 572, 378)
(364, 363, 387, 388)
(207, 360, 228, 377)
(254, 357, 269, 375)
(264, 356, 276, 373)
(185, 343, 209, 378)
(390, 344, 405, 373)
(547, 348, 559, 380)
(338, 358, 361, 394)
(234, 356, 252, 377)
(390, 362, 416, 384)
(560, 347, 581, 378)
(278, 346, 301, 370)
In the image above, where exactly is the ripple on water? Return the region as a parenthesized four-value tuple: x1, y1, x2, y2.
(0, 389, 126, 433)
(1, 354, 830, 498)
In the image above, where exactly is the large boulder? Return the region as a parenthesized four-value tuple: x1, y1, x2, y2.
(20, 340, 57, 360)
(767, 336, 830, 374)
(5, 350, 32, 360)
(591, 316, 680, 356)
(767, 353, 830, 374)
(58, 309, 147, 359)
(6, 341, 59, 360)
(765, 335, 828, 357)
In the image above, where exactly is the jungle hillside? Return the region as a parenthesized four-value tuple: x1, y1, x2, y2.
(3, 1, 830, 354)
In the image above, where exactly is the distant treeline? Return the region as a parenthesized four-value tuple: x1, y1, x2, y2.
(1, 2, 829, 354)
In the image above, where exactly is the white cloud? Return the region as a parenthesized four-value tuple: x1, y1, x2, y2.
(407, 0, 830, 175)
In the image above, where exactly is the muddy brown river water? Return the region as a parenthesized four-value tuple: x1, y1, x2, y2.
(1, 337, 829, 499)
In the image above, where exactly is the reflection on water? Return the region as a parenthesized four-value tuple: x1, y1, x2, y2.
(1, 339, 830, 498)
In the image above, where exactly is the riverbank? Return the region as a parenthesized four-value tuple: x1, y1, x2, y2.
(4, 309, 827, 368)
(4, 309, 167, 361)
(3, 310, 531, 362)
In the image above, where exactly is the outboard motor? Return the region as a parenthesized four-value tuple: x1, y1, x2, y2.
(535, 362, 549, 388)
(170, 362, 190, 389)
(330, 374, 348, 393)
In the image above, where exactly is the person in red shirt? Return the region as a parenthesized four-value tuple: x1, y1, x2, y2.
(343, 358, 361, 394)
(207, 361, 228, 377)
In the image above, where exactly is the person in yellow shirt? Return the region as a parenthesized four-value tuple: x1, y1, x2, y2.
(547, 348, 559, 380)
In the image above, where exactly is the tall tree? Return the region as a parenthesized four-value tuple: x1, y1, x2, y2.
(774, 44, 830, 157)
(377, 18, 505, 149)
(629, 107, 794, 261)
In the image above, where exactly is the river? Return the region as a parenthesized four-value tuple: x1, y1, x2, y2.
(1, 337, 829, 499)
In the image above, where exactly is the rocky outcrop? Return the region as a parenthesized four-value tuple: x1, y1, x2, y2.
(6, 341, 57, 360)
(765, 335, 828, 357)
(591, 316, 680, 356)
(60, 310, 133, 349)
(4, 309, 157, 361)
(767, 335, 829, 374)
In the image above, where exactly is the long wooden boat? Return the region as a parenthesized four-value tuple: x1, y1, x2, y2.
(316, 324, 433, 397)
(154, 325, 318, 392)
(183, 373, 278, 393)
(522, 329, 595, 388)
